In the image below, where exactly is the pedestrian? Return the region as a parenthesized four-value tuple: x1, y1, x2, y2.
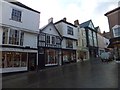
(80, 55, 84, 62)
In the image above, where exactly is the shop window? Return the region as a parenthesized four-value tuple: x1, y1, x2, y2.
(63, 51, 76, 63)
(2, 52, 27, 68)
(45, 49, 58, 65)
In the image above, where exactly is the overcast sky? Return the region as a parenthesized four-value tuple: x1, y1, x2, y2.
(17, 0, 119, 33)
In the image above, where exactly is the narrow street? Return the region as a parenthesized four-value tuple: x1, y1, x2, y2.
(2, 59, 118, 88)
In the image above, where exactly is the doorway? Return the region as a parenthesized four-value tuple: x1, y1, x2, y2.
(28, 53, 36, 71)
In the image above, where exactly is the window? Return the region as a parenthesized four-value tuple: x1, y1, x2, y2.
(2, 52, 27, 68)
(20, 31, 24, 46)
(93, 32, 97, 47)
(88, 30, 93, 46)
(113, 27, 120, 37)
(76, 41, 78, 46)
(56, 36, 61, 44)
(11, 9, 22, 22)
(2, 27, 24, 46)
(52, 36, 55, 44)
(9, 29, 20, 45)
(2, 27, 8, 44)
(67, 26, 73, 35)
(45, 49, 59, 65)
(39, 33, 45, 41)
(46, 35, 50, 44)
(66, 39, 73, 48)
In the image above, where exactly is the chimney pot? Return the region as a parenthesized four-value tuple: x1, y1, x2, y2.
(63, 17, 66, 21)
(48, 17, 53, 23)
(74, 20, 79, 26)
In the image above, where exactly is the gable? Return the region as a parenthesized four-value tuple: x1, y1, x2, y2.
(41, 23, 61, 37)
(88, 21, 95, 30)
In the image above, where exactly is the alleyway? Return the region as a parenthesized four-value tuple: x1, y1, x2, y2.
(2, 59, 118, 88)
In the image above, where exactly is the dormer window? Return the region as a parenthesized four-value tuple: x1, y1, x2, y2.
(11, 9, 22, 22)
(113, 27, 120, 37)
(67, 26, 73, 35)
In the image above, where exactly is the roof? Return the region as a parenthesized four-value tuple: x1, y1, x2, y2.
(54, 19, 77, 28)
(4, 0, 40, 13)
(40, 22, 62, 38)
(79, 20, 91, 28)
(105, 6, 120, 16)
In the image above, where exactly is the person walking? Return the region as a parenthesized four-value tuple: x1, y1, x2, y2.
(80, 54, 84, 62)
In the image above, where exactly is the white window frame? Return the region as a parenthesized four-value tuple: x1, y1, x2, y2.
(112, 25, 120, 37)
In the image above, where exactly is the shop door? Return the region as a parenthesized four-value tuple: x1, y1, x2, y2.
(38, 54, 45, 69)
(28, 53, 36, 71)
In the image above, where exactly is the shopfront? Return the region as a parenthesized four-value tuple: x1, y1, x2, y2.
(1, 50, 37, 73)
(62, 50, 76, 64)
(45, 49, 61, 66)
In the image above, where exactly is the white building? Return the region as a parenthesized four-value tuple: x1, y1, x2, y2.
(96, 27, 110, 56)
(55, 18, 78, 64)
(0, 0, 40, 73)
(74, 20, 89, 62)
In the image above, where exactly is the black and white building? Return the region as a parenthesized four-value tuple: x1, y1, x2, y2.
(38, 18, 62, 69)
(80, 20, 98, 58)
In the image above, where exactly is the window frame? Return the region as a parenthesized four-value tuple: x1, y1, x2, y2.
(67, 26, 73, 35)
(11, 8, 22, 22)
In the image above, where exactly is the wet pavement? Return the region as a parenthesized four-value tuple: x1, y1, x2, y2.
(2, 59, 119, 88)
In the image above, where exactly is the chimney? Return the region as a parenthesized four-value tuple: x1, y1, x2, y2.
(63, 17, 66, 21)
(48, 17, 53, 23)
(103, 31, 106, 34)
(74, 20, 79, 26)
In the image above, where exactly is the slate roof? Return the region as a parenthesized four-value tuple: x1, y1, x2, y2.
(105, 6, 120, 16)
(54, 19, 77, 27)
(79, 20, 91, 28)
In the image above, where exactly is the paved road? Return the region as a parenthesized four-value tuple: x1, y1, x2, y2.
(2, 59, 119, 88)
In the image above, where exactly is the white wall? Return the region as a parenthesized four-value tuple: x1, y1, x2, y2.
(0, 26, 3, 45)
(55, 22, 77, 39)
(62, 23, 77, 39)
(42, 23, 59, 36)
(23, 32, 38, 48)
(55, 21, 78, 50)
(0, 0, 2, 24)
(104, 37, 109, 48)
(1, 0, 40, 32)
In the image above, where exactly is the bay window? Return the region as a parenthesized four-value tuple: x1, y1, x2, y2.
(2, 27, 24, 46)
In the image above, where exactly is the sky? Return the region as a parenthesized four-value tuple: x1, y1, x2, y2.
(17, 0, 119, 33)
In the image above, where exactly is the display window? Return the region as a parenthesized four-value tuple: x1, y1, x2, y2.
(2, 52, 27, 68)
(63, 50, 76, 63)
(45, 49, 59, 65)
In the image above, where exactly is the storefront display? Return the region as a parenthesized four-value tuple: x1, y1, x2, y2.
(63, 50, 76, 63)
(2, 52, 27, 68)
(45, 49, 60, 66)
